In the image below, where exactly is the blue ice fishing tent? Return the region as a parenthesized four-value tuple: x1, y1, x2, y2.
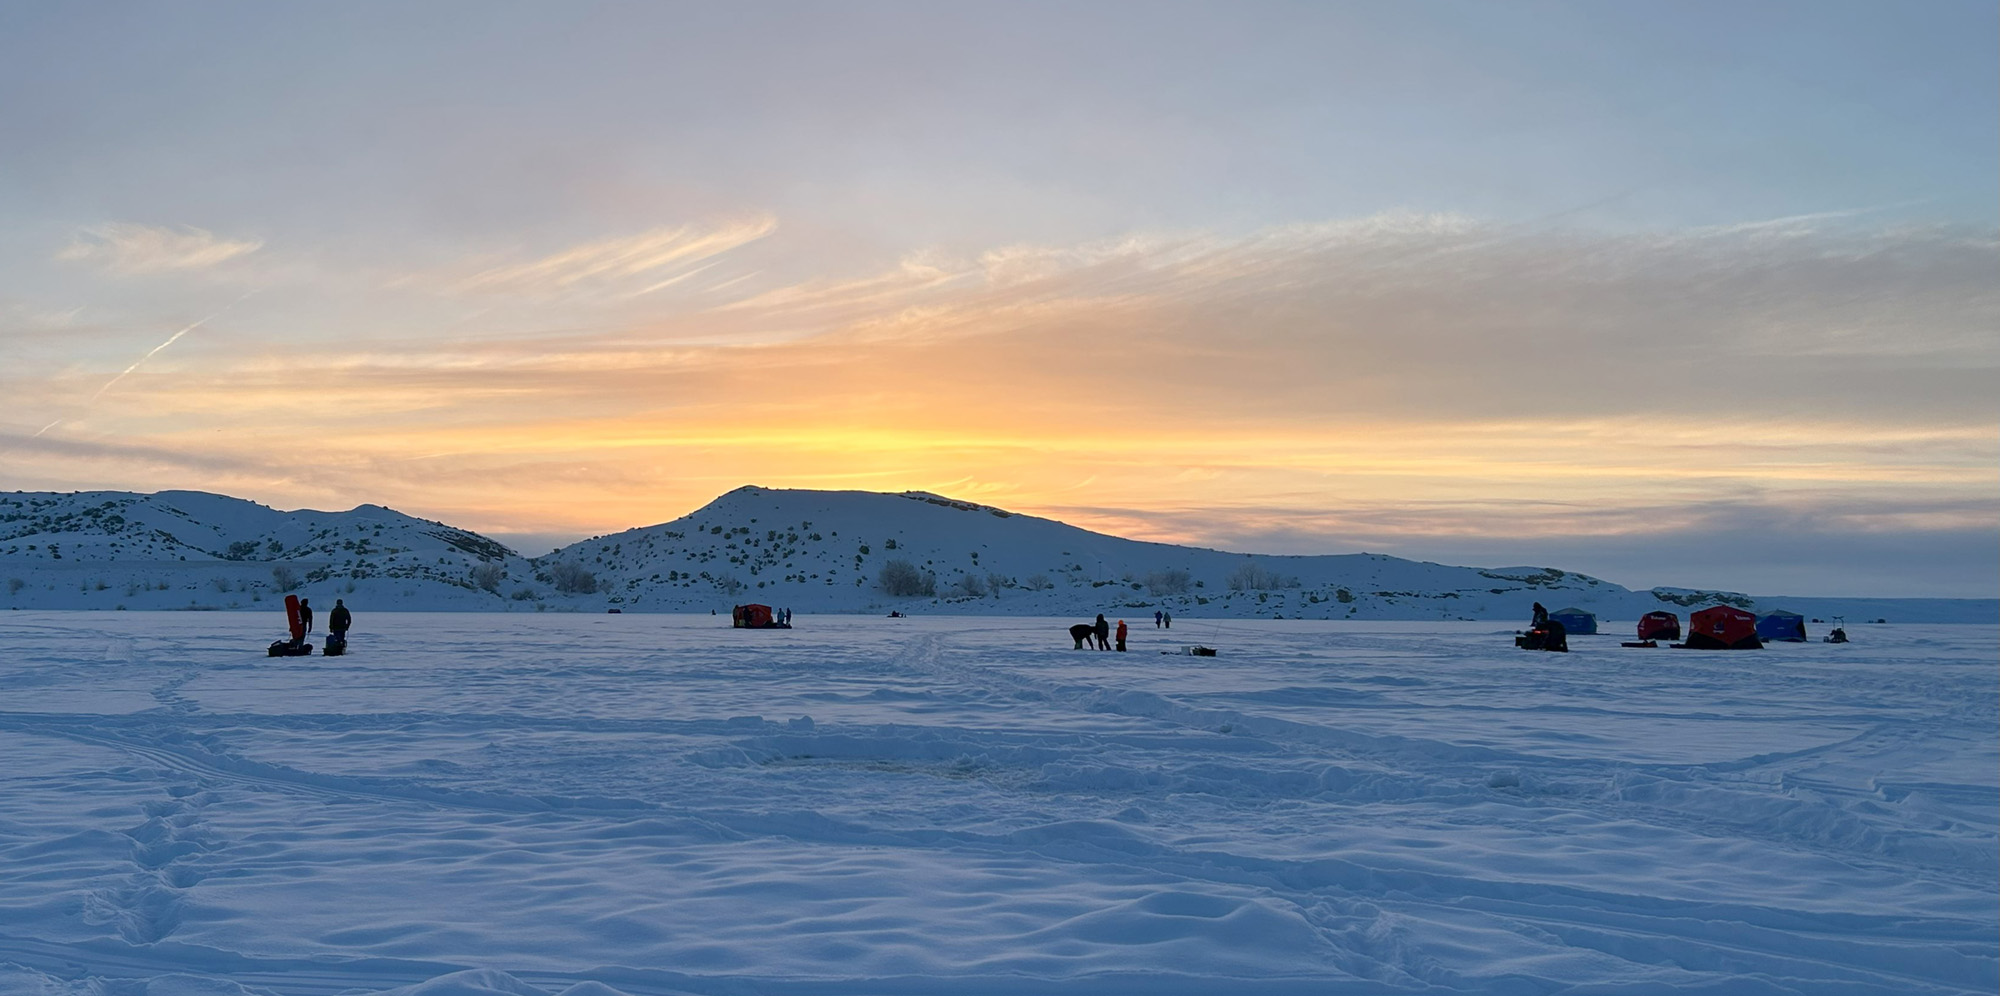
(1755, 610, 1807, 642)
(1549, 606, 1597, 635)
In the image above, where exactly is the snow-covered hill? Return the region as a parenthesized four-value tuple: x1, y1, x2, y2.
(0, 490, 534, 611)
(545, 486, 1990, 623)
(3, 485, 1991, 622)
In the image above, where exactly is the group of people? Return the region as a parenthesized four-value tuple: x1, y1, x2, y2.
(1152, 610, 1173, 628)
(268, 595, 354, 658)
(1070, 613, 1130, 651)
(292, 597, 354, 641)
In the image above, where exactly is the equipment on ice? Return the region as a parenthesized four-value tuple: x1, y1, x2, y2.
(1516, 619, 1569, 652)
(1624, 611, 1680, 646)
(1548, 607, 1597, 635)
(1823, 617, 1849, 644)
(1636, 611, 1681, 642)
(731, 604, 791, 629)
(1755, 610, 1808, 643)
(1675, 605, 1762, 650)
(267, 593, 314, 657)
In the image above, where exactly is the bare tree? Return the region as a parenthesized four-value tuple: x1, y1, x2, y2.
(1144, 568, 1192, 596)
(878, 559, 925, 597)
(270, 565, 299, 592)
(550, 561, 597, 594)
(470, 562, 506, 593)
(1226, 561, 1298, 591)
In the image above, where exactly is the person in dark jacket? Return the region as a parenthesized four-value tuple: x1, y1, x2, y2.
(329, 599, 352, 637)
(1531, 602, 1548, 628)
(298, 598, 314, 634)
(1094, 614, 1110, 650)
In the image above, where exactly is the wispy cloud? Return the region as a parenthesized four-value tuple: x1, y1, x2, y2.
(422, 216, 777, 299)
(54, 223, 262, 273)
(7, 212, 1994, 595)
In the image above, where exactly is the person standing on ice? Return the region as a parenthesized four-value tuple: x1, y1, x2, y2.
(1094, 614, 1110, 650)
(1116, 619, 1128, 651)
(1154, 610, 1163, 628)
(1163, 611, 1171, 629)
(298, 598, 314, 635)
(329, 599, 351, 638)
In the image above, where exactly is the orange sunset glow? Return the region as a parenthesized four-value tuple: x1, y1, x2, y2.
(3, 6, 1994, 597)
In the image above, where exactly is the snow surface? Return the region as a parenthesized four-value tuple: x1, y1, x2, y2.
(1, 611, 1994, 995)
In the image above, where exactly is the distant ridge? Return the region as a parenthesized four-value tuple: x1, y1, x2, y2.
(3, 486, 1992, 622)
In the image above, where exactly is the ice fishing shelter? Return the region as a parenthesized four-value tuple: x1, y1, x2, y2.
(1684, 605, 1761, 650)
(1755, 610, 1808, 642)
(1636, 611, 1681, 641)
(732, 604, 777, 628)
(1549, 607, 1597, 635)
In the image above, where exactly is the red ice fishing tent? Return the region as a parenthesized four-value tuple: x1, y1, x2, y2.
(1683, 606, 1761, 650)
(732, 604, 790, 628)
(1636, 611, 1681, 641)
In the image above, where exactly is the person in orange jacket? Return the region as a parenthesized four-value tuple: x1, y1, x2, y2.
(1115, 619, 1128, 651)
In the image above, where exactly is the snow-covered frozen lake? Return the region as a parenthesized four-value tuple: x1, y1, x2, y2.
(1, 612, 1993, 995)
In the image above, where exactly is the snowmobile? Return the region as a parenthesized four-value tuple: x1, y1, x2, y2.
(1823, 617, 1849, 644)
(1515, 620, 1568, 652)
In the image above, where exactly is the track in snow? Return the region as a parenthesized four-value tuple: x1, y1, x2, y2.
(1, 612, 1993, 995)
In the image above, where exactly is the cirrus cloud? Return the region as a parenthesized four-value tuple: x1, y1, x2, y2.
(54, 223, 263, 274)
(414, 215, 778, 300)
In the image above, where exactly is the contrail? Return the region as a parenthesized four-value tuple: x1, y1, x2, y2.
(32, 419, 62, 438)
(88, 286, 258, 402)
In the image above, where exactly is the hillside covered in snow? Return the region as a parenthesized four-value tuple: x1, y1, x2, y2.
(3, 486, 1991, 622)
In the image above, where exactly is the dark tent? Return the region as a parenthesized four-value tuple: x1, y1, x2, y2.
(1549, 606, 1597, 635)
(1636, 611, 1681, 641)
(1755, 610, 1808, 642)
(1684, 606, 1761, 650)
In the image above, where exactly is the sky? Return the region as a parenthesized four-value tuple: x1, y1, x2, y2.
(1, 1, 1994, 598)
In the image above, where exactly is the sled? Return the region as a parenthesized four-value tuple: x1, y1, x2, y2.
(1620, 640, 1658, 648)
(322, 633, 347, 657)
(267, 639, 313, 657)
